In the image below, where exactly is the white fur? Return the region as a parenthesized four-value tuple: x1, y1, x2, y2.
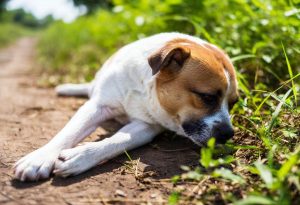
(53, 121, 162, 177)
(14, 32, 228, 181)
(56, 83, 90, 97)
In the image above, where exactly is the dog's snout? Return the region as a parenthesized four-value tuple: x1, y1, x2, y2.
(212, 122, 234, 144)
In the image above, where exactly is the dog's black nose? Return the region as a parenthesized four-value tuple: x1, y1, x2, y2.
(212, 123, 234, 144)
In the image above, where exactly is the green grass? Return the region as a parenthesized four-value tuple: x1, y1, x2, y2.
(0, 23, 31, 47)
(36, 0, 300, 204)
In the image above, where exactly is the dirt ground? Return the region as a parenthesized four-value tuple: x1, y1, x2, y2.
(0, 38, 200, 204)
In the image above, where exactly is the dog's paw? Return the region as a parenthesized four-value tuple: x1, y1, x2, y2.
(14, 147, 59, 181)
(54, 143, 98, 177)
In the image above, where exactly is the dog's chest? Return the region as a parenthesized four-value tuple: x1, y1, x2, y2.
(122, 73, 159, 124)
(123, 90, 154, 123)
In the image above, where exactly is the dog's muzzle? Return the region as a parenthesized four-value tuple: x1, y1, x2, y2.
(182, 119, 234, 145)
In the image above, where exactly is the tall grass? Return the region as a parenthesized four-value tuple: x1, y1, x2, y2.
(0, 23, 31, 47)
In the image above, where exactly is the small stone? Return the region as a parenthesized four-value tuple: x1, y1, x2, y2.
(150, 193, 157, 198)
(115, 189, 127, 197)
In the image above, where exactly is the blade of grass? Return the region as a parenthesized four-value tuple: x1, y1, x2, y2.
(237, 72, 251, 96)
(254, 73, 300, 114)
(267, 89, 292, 132)
(213, 167, 245, 184)
(254, 161, 274, 189)
(231, 54, 256, 62)
(262, 66, 283, 82)
(277, 145, 300, 181)
(282, 42, 297, 105)
(124, 150, 132, 161)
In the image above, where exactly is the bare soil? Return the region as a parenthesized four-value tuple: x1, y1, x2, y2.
(0, 38, 200, 205)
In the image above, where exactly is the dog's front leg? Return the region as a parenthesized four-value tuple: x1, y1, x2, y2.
(54, 120, 163, 177)
(14, 99, 118, 181)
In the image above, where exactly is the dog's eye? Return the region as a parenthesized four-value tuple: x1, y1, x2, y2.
(193, 91, 218, 106)
(198, 93, 217, 105)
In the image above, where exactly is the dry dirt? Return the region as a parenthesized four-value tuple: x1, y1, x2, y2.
(0, 38, 200, 204)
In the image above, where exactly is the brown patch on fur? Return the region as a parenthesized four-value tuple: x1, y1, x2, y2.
(203, 43, 239, 104)
(148, 42, 190, 75)
(153, 38, 238, 123)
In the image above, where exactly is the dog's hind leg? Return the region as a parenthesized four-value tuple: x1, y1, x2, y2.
(55, 83, 91, 97)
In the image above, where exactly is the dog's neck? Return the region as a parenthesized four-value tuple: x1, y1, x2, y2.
(145, 77, 180, 134)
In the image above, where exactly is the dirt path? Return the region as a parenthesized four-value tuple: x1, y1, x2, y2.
(0, 38, 199, 205)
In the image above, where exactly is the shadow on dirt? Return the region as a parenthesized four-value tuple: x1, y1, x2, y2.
(11, 123, 200, 189)
(51, 132, 200, 187)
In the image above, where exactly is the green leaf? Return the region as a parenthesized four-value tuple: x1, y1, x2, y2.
(168, 192, 180, 205)
(268, 89, 292, 132)
(254, 161, 274, 188)
(213, 168, 245, 184)
(234, 195, 276, 205)
(182, 170, 203, 181)
(217, 155, 235, 165)
(277, 152, 299, 181)
(267, 144, 277, 168)
(207, 137, 216, 149)
(200, 138, 215, 168)
(180, 165, 190, 171)
(200, 147, 212, 168)
(171, 175, 180, 184)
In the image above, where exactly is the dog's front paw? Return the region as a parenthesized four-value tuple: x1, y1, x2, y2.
(54, 143, 99, 177)
(14, 147, 60, 181)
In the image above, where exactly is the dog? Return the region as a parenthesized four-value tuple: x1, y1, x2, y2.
(14, 32, 239, 181)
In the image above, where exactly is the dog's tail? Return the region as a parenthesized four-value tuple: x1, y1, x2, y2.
(55, 83, 91, 97)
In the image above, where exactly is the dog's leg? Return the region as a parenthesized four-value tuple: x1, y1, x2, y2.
(55, 83, 91, 97)
(14, 100, 119, 181)
(54, 120, 163, 177)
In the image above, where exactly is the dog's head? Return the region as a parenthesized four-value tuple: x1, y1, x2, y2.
(148, 38, 239, 145)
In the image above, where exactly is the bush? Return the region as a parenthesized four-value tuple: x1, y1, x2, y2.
(38, 0, 300, 86)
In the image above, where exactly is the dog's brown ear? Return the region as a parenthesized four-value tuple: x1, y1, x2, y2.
(148, 45, 190, 75)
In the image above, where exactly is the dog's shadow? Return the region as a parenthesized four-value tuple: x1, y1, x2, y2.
(11, 120, 200, 189)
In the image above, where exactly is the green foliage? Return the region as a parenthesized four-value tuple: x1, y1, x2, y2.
(72, 0, 114, 13)
(0, 23, 31, 47)
(38, 0, 300, 86)
(213, 168, 245, 184)
(182, 138, 245, 184)
(0, 0, 9, 19)
(0, 7, 51, 47)
(8, 9, 54, 28)
(168, 192, 180, 205)
(200, 138, 235, 169)
(1, 7, 54, 28)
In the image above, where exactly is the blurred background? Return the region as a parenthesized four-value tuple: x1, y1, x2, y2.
(0, 0, 299, 88)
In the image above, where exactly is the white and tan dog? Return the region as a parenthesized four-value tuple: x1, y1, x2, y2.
(14, 32, 239, 181)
